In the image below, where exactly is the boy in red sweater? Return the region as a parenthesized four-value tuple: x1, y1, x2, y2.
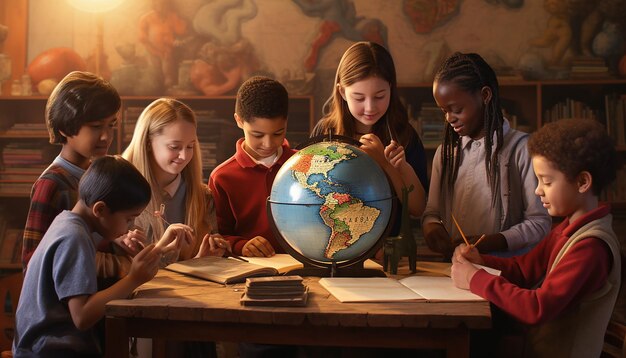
(451, 118, 621, 357)
(209, 76, 296, 257)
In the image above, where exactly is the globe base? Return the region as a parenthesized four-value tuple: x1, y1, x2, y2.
(283, 266, 386, 278)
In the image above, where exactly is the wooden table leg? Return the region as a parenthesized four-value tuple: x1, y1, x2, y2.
(445, 328, 470, 358)
(105, 317, 128, 358)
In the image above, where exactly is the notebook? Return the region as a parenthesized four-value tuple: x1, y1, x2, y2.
(319, 276, 486, 303)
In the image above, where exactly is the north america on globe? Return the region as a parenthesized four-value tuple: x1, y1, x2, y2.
(291, 144, 381, 258)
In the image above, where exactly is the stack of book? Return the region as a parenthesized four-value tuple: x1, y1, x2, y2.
(417, 102, 445, 148)
(495, 66, 524, 82)
(570, 56, 610, 79)
(240, 275, 308, 307)
(122, 106, 143, 147)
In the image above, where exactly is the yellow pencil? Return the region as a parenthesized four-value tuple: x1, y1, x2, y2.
(451, 213, 470, 246)
(472, 234, 486, 248)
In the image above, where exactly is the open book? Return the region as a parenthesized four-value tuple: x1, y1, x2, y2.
(166, 254, 385, 284)
(165, 254, 303, 284)
(319, 276, 486, 303)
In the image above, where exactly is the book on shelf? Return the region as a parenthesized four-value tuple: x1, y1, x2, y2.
(0, 228, 22, 264)
(122, 106, 144, 144)
(569, 56, 611, 79)
(417, 102, 445, 147)
(607, 167, 626, 203)
(604, 94, 626, 147)
(165, 254, 304, 284)
(319, 276, 486, 303)
(544, 98, 598, 123)
(0, 182, 33, 195)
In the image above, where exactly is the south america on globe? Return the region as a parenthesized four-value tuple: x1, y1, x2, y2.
(269, 140, 393, 263)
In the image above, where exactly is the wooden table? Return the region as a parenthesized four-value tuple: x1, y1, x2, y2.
(105, 270, 491, 358)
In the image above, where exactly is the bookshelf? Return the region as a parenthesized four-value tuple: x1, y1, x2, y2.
(398, 79, 626, 209)
(0, 94, 314, 269)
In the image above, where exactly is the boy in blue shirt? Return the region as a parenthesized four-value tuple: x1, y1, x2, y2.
(13, 156, 190, 357)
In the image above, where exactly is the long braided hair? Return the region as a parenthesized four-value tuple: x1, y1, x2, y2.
(433, 52, 504, 207)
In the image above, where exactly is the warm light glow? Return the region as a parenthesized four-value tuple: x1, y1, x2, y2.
(67, 0, 124, 13)
(289, 183, 303, 202)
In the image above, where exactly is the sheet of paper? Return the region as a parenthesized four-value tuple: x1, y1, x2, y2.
(415, 261, 501, 277)
(319, 277, 424, 302)
(399, 275, 485, 302)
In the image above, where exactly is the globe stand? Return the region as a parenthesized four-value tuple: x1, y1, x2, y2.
(383, 185, 417, 275)
(280, 260, 387, 278)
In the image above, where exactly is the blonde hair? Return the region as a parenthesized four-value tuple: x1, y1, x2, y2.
(122, 98, 210, 258)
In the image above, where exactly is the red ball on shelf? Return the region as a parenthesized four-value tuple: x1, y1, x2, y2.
(27, 47, 87, 86)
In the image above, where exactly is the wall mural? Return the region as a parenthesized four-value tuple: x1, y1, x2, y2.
(293, 0, 387, 72)
(22, 0, 626, 101)
(402, 0, 460, 34)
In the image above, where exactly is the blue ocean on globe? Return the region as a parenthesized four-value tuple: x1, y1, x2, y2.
(269, 141, 393, 263)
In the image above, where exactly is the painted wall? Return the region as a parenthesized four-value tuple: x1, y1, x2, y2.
(24, 0, 626, 119)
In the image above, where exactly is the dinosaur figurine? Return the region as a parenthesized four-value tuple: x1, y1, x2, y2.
(383, 184, 417, 274)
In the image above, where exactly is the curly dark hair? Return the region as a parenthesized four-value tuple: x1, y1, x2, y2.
(528, 118, 617, 196)
(235, 76, 288, 122)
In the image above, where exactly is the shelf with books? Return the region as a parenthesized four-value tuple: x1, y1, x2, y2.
(0, 94, 314, 186)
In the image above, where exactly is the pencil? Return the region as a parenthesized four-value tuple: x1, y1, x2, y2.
(472, 234, 486, 248)
(154, 203, 172, 226)
(451, 213, 470, 246)
(225, 250, 249, 263)
(386, 120, 394, 142)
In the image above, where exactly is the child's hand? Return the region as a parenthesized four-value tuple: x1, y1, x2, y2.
(422, 222, 454, 258)
(115, 228, 148, 256)
(359, 134, 387, 166)
(450, 250, 480, 290)
(156, 223, 193, 254)
(128, 243, 162, 285)
(453, 243, 484, 266)
(242, 236, 275, 257)
(195, 234, 231, 258)
(384, 140, 407, 170)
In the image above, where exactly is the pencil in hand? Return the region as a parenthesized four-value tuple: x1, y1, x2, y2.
(216, 239, 248, 262)
(224, 249, 248, 263)
(451, 213, 470, 247)
(472, 234, 486, 248)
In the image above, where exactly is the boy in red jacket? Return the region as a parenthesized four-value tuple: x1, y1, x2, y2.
(209, 76, 296, 257)
(451, 118, 621, 357)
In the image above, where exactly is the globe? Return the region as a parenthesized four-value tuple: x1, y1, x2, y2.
(268, 139, 393, 266)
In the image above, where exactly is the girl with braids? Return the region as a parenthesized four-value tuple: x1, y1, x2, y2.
(312, 41, 428, 217)
(422, 52, 550, 258)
